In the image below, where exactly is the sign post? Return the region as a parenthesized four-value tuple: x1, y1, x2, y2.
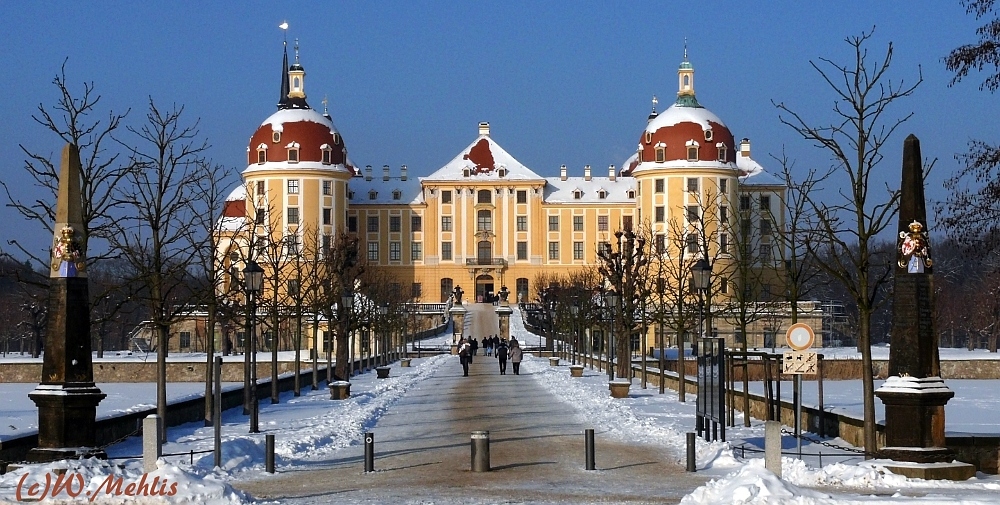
(782, 323, 816, 455)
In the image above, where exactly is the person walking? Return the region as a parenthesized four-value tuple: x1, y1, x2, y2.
(484, 336, 493, 357)
(510, 338, 523, 375)
(471, 337, 479, 357)
(458, 338, 472, 377)
(496, 338, 509, 375)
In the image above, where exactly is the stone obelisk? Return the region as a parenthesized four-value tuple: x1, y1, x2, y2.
(874, 135, 973, 479)
(27, 143, 107, 463)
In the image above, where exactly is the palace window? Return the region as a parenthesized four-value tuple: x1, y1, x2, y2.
(322, 180, 332, 195)
(389, 241, 401, 261)
(256, 180, 265, 196)
(441, 278, 453, 302)
(287, 179, 299, 194)
(760, 195, 771, 212)
(478, 189, 491, 204)
(287, 143, 300, 162)
(441, 242, 452, 261)
(705, 129, 713, 141)
(442, 216, 452, 232)
(655, 234, 665, 254)
(720, 179, 728, 193)
(367, 216, 379, 233)
(687, 146, 698, 161)
(322, 208, 331, 225)
(368, 242, 379, 261)
(516, 241, 527, 260)
(717, 145, 727, 162)
(477, 210, 492, 231)
(687, 205, 700, 222)
(687, 234, 699, 254)
(411, 242, 422, 261)
(573, 242, 584, 260)
(369, 190, 378, 200)
(287, 207, 299, 225)
(655, 178, 664, 193)
(655, 147, 665, 162)
(655, 206, 665, 223)
(322, 145, 332, 164)
(598, 215, 609, 231)
(272, 131, 281, 143)
(516, 216, 527, 231)
(411, 215, 422, 232)
(548, 242, 559, 260)
(622, 215, 633, 231)
(180, 332, 191, 349)
(517, 190, 527, 204)
(687, 177, 699, 193)
(392, 190, 401, 200)
(390, 216, 401, 232)
(548, 215, 559, 232)
(257, 149, 267, 164)
(442, 190, 452, 204)
(573, 215, 583, 231)
(348, 216, 358, 232)
(740, 194, 752, 211)
(720, 233, 730, 254)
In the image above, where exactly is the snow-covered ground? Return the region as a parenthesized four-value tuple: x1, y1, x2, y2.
(1, 312, 999, 504)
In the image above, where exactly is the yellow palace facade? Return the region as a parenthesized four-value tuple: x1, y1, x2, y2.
(205, 43, 822, 355)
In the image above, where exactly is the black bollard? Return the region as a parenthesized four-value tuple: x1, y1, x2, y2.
(471, 431, 490, 472)
(585, 429, 595, 470)
(364, 432, 375, 472)
(686, 432, 696, 472)
(266, 434, 275, 473)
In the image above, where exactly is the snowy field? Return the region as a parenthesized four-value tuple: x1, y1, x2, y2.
(1, 313, 1000, 503)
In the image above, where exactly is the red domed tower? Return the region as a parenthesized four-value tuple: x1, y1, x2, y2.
(221, 39, 356, 281)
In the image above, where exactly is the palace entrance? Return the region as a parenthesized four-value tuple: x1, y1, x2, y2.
(475, 275, 495, 303)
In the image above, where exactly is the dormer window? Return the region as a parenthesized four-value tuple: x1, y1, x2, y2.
(654, 142, 666, 162)
(286, 142, 300, 162)
(272, 131, 281, 143)
(369, 190, 378, 200)
(256, 143, 268, 164)
(627, 190, 636, 199)
(685, 140, 699, 161)
(598, 189, 607, 199)
(498, 168, 507, 178)
(717, 144, 727, 162)
(704, 129, 713, 141)
(573, 189, 583, 199)
(392, 190, 401, 200)
(348, 190, 355, 199)
(333, 132, 340, 145)
(462, 168, 471, 178)
(321, 144, 332, 165)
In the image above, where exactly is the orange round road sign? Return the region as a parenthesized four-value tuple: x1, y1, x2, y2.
(785, 323, 815, 351)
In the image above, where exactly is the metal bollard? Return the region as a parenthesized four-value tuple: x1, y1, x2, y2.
(686, 432, 696, 472)
(585, 429, 596, 470)
(364, 432, 375, 472)
(266, 434, 275, 473)
(471, 430, 490, 472)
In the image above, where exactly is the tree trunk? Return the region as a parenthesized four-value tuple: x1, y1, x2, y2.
(157, 323, 168, 443)
(204, 307, 216, 426)
(859, 311, 877, 456)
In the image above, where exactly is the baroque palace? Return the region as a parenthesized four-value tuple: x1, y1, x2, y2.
(190, 42, 824, 355)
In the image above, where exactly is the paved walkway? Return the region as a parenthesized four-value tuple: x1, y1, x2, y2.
(234, 304, 707, 504)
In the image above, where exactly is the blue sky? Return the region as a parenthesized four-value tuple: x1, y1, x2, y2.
(0, 1, 994, 257)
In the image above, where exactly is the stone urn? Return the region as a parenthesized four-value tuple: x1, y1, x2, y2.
(330, 380, 351, 400)
(569, 365, 584, 377)
(400, 358, 412, 367)
(548, 357, 560, 366)
(376, 366, 391, 379)
(609, 380, 631, 399)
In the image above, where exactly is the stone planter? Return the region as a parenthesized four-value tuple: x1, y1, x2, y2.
(569, 365, 584, 377)
(376, 366, 391, 379)
(329, 380, 351, 400)
(609, 380, 631, 399)
(400, 358, 412, 368)
(549, 357, 560, 366)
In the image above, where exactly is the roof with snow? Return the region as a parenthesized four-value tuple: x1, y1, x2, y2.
(644, 103, 727, 134)
(423, 134, 545, 182)
(544, 176, 636, 204)
(737, 155, 784, 186)
(347, 173, 425, 205)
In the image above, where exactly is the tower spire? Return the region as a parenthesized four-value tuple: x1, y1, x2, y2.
(675, 43, 700, 108)
(278, 23, 290, 110)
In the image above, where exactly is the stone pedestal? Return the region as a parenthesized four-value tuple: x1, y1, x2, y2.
(400, 358, 411, 367)
(27, 276, 106, 463)
(875, 376, 955, 463)
(609, 380, 631, 399)
(570, 365, 584, 377)
(376, 366, 391, 379)
(496, 304, 512, 341)
(548, 357, 560, 366)
(330, 381, 351, 400)
(450, 304, 467, 344)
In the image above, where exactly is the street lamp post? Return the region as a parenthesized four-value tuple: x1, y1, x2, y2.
(243, 261, 264, 434)
(341, 292, 354, 380)
(605, 289, 620, 381)
(378, 304, 388, 366)
(692, 258, 713, 433)
(570, 300, 580, 366)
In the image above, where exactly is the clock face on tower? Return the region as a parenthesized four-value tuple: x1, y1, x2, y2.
(785, 323, 815, 351)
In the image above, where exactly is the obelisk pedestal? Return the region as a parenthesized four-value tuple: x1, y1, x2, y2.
(27, 144, 106, 463)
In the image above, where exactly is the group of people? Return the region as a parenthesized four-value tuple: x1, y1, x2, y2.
(458, 336, 523, 376)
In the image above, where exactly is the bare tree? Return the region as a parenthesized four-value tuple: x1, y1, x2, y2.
(597, 228, 651, 380)
(110, 99, 210, 442)
(774, 28, 922, 454)
(3, 61, 130, 268)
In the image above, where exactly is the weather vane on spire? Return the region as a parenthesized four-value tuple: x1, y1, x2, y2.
(322, 95, 329, 115)
(651, 95, 658, 113)
(294, 38, 300, 63)
(279, 21, 289, 45)
(683, 37, 688, 60)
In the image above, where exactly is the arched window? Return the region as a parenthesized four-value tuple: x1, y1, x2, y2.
(477, 209, 492, 231)
(516, 278, 529, 304)
(478, 189, 491, 204)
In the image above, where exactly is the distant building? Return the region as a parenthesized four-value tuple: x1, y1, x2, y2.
(207, 41, 823, 354)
